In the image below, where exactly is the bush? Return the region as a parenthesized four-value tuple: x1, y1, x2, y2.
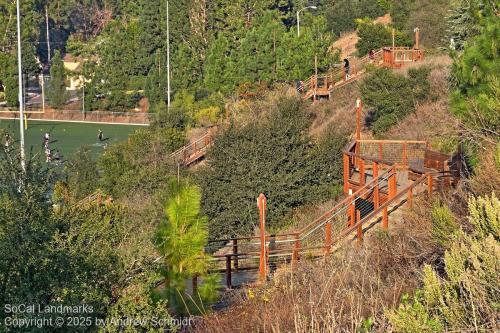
(430, 203, 458, 247)
(360, 67, 431, 135)
(386, 194, 500, 332)
(324, 0, 386, 36)
(98, 127, 184, 198)
(356, 20, 413, 56)
(198, 97, 349, 239)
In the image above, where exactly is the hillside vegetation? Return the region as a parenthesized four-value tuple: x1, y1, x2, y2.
(0, 0, 498, 332)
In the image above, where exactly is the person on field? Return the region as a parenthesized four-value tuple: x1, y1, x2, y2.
(43, 132, 50, 146)
(4, 133, 11, 148)
(45, 147, 51, 163)
(98, 129, 104, 142)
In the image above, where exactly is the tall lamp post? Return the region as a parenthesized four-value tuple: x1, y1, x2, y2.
(16, 0, 26, 171)
(166, 0, 171, 108)
(297, 5, 317, 37)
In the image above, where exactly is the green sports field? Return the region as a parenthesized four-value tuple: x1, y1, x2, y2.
(0, 119, 142, 159)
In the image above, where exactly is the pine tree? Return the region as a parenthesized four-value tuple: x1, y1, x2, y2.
(155, 180, 217, 313)
(204, 34, 235, 93)
(47, 50, 68, 109)
(451, 17, 500, 134)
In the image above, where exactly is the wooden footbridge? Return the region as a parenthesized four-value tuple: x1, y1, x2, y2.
(200, 100, 461, 290)
(302, 29, 424, 101)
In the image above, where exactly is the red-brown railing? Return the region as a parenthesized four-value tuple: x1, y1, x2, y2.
(169, 130, 214, 166)
(205, 139, 457, 288)
(302, 48, 384, 100)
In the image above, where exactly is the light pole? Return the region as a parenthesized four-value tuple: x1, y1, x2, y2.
(16, 0, 26, 171)
(297, 5, 317, 37)
(166, 0, 171, 108)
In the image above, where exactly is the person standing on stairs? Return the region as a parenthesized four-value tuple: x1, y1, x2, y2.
(343, 58, 350, 80)
(369, 49, 375, 63)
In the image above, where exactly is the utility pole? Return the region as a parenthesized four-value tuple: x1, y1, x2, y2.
(45, 5, 50, 64)
(41, 73, 45, 113)
(166, 0, 171, 108)
(82, 82, 85, 119)
(16, 0, 26, 171)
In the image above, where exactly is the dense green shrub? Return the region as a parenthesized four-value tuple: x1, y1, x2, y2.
(430, 203, 459, 247)
(47, 51, 69, 109)
(0, 52, 18, 107)
(324, 0, 386, 37)
(98, 126, 184, 198)
(360, 67, 431, 135)
(198, 97, 349, 239)
(0, 153, 176, 331)
(64, 146, 100, 200)
(356, 20, 413, 56)
(451, 18, 499, 135)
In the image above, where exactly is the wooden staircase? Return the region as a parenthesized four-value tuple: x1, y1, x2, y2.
(203, 138, 461, 289)
(302, 46, 425, 101)
(169, 129, 215, 166)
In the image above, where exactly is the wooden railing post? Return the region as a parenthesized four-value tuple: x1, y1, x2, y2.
(258, 194, 267, 282)
(343, 153, 350, 194)
(325, 222, 332, 254)
(427, 174, 433, 196)
(356, 210, 363, 245)
(360, 159, 366, 186)
(373, 162, 380, 209)
(349, 202, 355, 227)
(292, 233, 300, 264)
(225, 254, 232, 289)
(232, 239, 238, 271)
(388, 166, 397, 198)
(382, 207, 388, 230)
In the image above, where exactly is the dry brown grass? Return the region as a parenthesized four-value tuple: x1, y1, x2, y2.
(469, 144, 500, 197)
(190, 198, 444, 333)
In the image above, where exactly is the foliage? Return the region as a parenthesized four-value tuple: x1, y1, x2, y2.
(98, 126, 184, 198)
(0, 149, 172, 331)
(47, 50, 69, 109)
(0, 52, 18, 107)
(360, 67, 431, 135)
(446, 0, 496, 51)
(64, 145, 99, 200)
(198, 97, 349, 239)
(468, 193, 499, 241)
(430, 203, 458, 247)
(155, 180, 217, 313)
(324, 0, 386, 37)
(102, 280, 177, 332)
(386, 194, 500, 332)
(451, 17, 500, 135)
(356, 19, 413, 56)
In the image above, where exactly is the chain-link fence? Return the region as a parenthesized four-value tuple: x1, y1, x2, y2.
(0, 74, 151, 125)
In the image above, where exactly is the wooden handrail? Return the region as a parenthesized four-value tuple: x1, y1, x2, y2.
(331, 173, 429, 245)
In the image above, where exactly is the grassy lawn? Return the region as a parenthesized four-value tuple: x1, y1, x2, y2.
(0, 119, 142, 160)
